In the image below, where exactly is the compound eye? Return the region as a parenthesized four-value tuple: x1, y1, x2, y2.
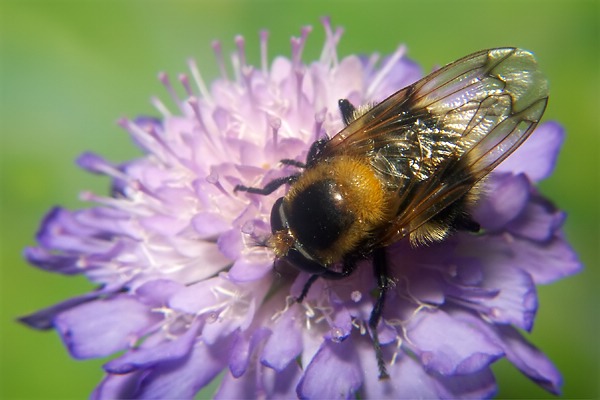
(270, 197, 285, 233)
(286, 180, 354, 252)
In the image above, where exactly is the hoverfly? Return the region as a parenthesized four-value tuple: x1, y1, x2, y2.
(235, 48, 549, 379)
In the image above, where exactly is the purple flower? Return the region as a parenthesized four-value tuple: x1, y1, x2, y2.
(21, 19, 581, 399)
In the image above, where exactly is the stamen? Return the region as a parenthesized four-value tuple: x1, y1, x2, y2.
(366, 45, 406, 99)
(76, 152, 128, 181)
(158, 72, 182, 111)
(241, 65, 255, 102)
(271, 296, 296, 321)
(313, 304, 333, 325)
(187, 97, 223, 154)
(79, 191, 144, 214)
(145, 123, 194, 170)
(206, 171, 230, 197)
(235, 35, 246, 68)
(119, 118, 188, 170)
(187, 58, 212, 102)
(212, 40, 228, 80)
(230, 52, 242, 84)
(213, 284, 238, 298)
(119, 118, 165, 157)
(151, 96, 172, 117)
(303, 301, 316, 319)
(396, 275, 436, 311)
(290, 26, 312, 70)
(188, 97, 218, 145)
(260, 30, 269, 75)
(446, 295, 492, 315)
(151, 305, 173, 318)
(319, 17, 343, 67)
(304, 304, 315, 331)
(314, 107, 327, 141)
(352, 318, 367, 335)
(390, 336, 404, 366)
(269, 115, 282, 150)
(331, 27, 344, 68)
(187, 97, 209, 133)
(178, 73, 193, 98)
(294, 67, 305, 111)
(386, 318, 413, 348)
(366, 53, 381, 72)
(291, 36, 301, 68)
(195, 283, 241, 318)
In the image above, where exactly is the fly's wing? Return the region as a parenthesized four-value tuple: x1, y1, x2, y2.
(320, 48, 548, 244)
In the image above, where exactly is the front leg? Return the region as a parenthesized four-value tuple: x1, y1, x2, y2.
(234, 174, 300, 195)
(296, 258, 358, 303)
(280, 159, 307, 169)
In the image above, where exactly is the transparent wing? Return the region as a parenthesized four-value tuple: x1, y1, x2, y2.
(320, 48, 548, 244)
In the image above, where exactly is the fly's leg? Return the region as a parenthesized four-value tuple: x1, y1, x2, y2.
(280, 159, 307, 168)
(370, 247, 390, 380)
(296, 258, 358, 303)
(234, 174, 299, 195)
(296, 274, 319, 303)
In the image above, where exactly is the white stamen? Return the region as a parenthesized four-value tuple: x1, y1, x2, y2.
(319, 17, 343, 67)
(158, 72, 183, 112)
(151, 96, 172, 117)
(212, 40, 228, 80)
(271, 296, 296, 321)
(260, 30, 269, 75)
(292, 26, 312, 68)
(235, 35, 246, 68)
(390, 336, 404, 366)
(366, 45, 406, 99)
(187, 59, 212, 102)
(269, 115, 281, 150)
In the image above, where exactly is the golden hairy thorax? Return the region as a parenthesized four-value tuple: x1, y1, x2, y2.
(283, 155, 393, 265)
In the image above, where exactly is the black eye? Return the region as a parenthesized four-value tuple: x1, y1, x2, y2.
(286, 179, 354, 252)
(270, 197, 285, 233)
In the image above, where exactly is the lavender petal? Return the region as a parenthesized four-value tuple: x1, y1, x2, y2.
(407, 309, 504, 375)
(297, 339, 363, 399)
(54, 295, 159, 359)
(261, 308, 303, 371)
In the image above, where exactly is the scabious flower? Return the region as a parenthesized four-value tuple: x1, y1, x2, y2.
(22, 18, 581, 399)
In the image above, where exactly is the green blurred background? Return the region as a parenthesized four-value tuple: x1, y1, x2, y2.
(1, 1, 598, 398)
